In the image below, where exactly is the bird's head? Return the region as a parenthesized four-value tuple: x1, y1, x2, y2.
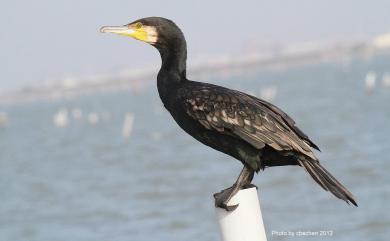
(100, 17, 185, 49)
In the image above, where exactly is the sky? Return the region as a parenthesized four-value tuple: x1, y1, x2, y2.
(1, 0, 390, 90)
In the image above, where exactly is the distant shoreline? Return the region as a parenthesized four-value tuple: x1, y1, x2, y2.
(1, 35, 390, 105)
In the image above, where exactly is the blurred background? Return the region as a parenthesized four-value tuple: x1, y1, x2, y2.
(1, 1, 389, 241)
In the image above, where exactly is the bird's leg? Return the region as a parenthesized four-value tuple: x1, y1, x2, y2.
(214, 166, 255, 211)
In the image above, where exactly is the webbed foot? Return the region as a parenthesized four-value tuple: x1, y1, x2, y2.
(213, 165, 255, 212)
(213, 185, 240, 211)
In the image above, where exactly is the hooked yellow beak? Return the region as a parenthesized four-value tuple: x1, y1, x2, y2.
(100, 24, 158, 44)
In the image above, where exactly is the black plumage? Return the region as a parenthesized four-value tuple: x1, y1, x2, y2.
(101, 17, 357, 210)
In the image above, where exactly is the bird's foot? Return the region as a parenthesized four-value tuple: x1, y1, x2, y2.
(213, 185, 240, 211)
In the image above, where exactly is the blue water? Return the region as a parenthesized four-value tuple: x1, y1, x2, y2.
(0, 54, 389, 241)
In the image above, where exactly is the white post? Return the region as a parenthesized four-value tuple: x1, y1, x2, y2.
(215, 187, 267, 241)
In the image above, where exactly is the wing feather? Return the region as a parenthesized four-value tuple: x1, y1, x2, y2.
(180, 82, 318, 159)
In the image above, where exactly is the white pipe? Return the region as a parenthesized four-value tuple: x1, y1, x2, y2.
(215, 187, 267, 241)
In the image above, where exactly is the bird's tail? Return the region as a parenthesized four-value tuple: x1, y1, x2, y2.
(298, 158, 357, 206)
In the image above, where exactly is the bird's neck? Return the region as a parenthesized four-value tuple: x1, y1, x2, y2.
(156, 39, 187, 104)
(157, 40, 187, 80)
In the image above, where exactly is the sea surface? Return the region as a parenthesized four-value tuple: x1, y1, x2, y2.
(1, 54, 389, 241)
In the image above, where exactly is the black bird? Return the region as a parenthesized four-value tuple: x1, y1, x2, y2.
(101, 17, 357, 211)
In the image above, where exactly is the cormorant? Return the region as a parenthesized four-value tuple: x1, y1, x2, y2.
(101, 17, 357, 211)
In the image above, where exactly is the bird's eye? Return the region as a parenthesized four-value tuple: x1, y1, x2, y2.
(135, 22, 143, 29)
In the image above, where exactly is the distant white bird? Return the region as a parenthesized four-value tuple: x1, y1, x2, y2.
(53, 108, 69, 128)
(365, 72, 376, 93)
(88, 112, 99, 124)
(260, 86, 278, 102)
(0, 112, 9, 127)
(382, 73, 390, 87)
(122, 112, 134, 139)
